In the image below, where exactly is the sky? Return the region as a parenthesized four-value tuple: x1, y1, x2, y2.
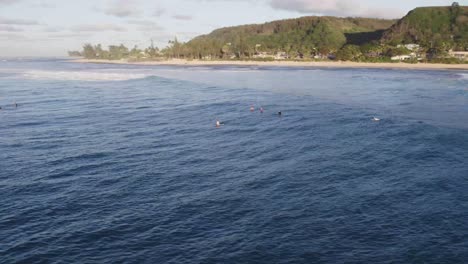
(0, 0, 466, 56)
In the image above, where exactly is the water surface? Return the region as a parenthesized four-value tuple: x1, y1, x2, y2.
(1, 58, 467, 263)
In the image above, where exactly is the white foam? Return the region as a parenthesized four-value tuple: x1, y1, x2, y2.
(21, 70, 150, 81)
(458, 73, 468, 80)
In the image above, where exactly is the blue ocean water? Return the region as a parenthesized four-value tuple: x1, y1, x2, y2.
(0, 58, 467, 263)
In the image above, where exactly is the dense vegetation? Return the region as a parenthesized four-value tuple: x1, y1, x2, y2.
(381, 4, 468, 50)
(70, 3, 467, 63)
(71, 42, 160, 60)
(167, 16, 395, 59)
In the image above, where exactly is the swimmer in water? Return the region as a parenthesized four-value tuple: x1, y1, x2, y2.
(260, 107, 264, 113)
(216, 120, 221, 128)
(14, 102, 17, 108)
(278, 111, 282, 116)
(250, 105, 255, 112)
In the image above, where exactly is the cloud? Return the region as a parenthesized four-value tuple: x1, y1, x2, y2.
(0, 33, 27, 41)
(175, 31, 200, 39)
(0, 0, 22, 5)
(0, 25, 24, 32)
(172, 15, 193, 21)
(102, 0, 141, 17)
(0, 17, 39, 25)
(127, 19, 164, 31)
(33, 0, 55, 8)
(71, 24, 127, 32)
(127, 19, 158, 26)
(43, 26, 65, 32)
(269, 0, 404, 18)
(47, 33, 92, 39)
(153, 7, 165, 17)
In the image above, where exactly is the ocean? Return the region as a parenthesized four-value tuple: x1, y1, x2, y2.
(1, 58, 467, 263)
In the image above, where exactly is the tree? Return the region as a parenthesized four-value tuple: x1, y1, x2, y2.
(107, 44, 129, 60)
(68, 50, 81, 57)
(94, 44, 104, 58)
(360, 44, 383, 58)
(145, 39, 159, 58)
(167, 37, 183, 58)
(129, 45, 140, 58)
(336, 45, 362, 61)
(386, 46, 411, 57)
(82, 44, 96, 59)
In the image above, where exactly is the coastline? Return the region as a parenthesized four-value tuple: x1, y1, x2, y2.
(73, 58, 468, 71)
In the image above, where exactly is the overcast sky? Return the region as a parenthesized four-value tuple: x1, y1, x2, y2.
(0, 0, 466, 56)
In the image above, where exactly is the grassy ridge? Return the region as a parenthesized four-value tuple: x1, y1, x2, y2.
(188, 17, 395, 54)
(381, 6, 468, 49)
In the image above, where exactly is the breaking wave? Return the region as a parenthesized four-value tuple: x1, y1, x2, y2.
(458, 73, 468, 80)
(21, 70, 151, 81)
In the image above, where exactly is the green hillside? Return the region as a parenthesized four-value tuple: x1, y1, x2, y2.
(381, 4, 468, 50)
(176, 16, 395, 58)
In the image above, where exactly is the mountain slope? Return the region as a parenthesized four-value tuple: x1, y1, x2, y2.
(186, 16, 396, 54)
(381, 5, 468, 49)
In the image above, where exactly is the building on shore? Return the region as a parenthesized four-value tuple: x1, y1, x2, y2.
(398, 44, 420, 51)
(391, 51, 422, 61)
(253, 52, 274, 59)
(252, 51, 289, 60)
(449, 50, 468, 61)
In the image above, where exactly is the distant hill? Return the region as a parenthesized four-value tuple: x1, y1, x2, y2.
(185, 16, 396, 56)
(381, 5, 468, 50)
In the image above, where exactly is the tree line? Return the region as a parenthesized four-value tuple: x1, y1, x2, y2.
(69, 38, 459, 63)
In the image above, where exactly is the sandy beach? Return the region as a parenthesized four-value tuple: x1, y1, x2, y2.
(73, 58, 468, 71)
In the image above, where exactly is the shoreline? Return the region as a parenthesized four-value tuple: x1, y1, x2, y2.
(73, 58, 468, 71)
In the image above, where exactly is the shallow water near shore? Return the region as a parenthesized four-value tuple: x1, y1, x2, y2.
(1, 58, 467, 263)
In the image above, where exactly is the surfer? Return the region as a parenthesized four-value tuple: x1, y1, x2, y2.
(216, 120, 221, 128)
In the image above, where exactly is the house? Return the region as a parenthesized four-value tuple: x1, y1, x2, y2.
(314, 53, 329, 60)
(391, 55, 413, 61)
(449, 50, 468, 61)
(398, 44, 420, 51)
(253, 52, 275, 59)
(274, 52, 288, 60)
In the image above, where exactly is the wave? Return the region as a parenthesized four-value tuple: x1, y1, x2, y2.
(457, 73, 468, 80)
(21, 70, 150, 81)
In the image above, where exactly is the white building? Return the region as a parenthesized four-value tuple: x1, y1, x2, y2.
(391, 55, 413, 61)
(274, 52, 288, 60)
(397, 44, 420, 51)
(449, 50, 468, 61)
(253, 52, 275, 59)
